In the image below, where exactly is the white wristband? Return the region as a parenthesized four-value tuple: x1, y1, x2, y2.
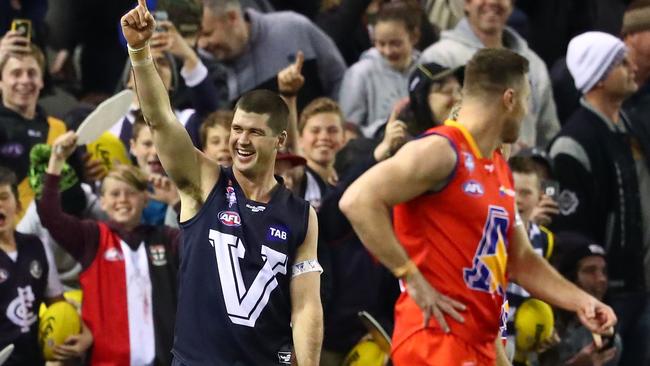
(291, 259, 323, 278)
(127, 42, 149, 53)
(130, 56, 153, 67)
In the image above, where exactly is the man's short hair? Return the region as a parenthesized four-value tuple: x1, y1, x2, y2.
(203, 0, 241, 14)
(0, 44, 46, 78)
(0, 166, 19, 202)
(298, 97, 344, 134)
(234, 90, 289, 135)
(200, 110, 234, 147)
(463, 48, 529, 97)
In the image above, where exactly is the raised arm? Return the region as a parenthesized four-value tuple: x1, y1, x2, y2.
(339, 135, 466, 332)
(121, 1, 219, 219)
(277, 51, 304, 154)
(39, 132, 100, 268)
(290, 207, 323, 366)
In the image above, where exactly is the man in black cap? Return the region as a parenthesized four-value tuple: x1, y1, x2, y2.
(540, 235, 621, 366)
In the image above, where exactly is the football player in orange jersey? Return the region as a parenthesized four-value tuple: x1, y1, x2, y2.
(340, 48, 616, 366)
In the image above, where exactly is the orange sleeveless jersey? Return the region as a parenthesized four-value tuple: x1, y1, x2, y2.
(392, 121, 517, 353)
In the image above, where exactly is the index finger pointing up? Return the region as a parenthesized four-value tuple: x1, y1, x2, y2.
(138, 0, 148, 10)
(294, 51, 304, 73)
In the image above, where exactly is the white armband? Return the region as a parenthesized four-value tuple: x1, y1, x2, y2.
(291, 259, 323, 278)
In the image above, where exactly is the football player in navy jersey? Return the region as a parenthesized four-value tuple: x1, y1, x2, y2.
(121, 1, 323, 365)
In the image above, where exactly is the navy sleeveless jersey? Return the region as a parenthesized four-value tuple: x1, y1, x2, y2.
(173, 167, 310, 365)
(0, 232, 48, 366)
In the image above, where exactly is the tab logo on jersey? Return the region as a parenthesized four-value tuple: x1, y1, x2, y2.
(267, 226, 288, 242)
(462, 180, 484, 197)
(219, 211, 241, 227)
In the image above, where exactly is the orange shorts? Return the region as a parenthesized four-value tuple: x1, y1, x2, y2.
(391, 330, 496, 366)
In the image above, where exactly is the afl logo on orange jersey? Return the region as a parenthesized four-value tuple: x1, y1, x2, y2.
(462, 180, 484, 197)
(219, 211, 241, 227)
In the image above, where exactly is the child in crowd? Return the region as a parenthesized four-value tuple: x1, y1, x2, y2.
(506, 156, 556, 363)
(38, 132, 181, 365)
(298, 97, 346, 209)
(339, 1, 423, 138)
(200, 110, 234, 167)
(130, 114, 180, 227)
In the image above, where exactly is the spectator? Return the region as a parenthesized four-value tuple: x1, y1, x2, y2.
(550, 31, 650, 365)
(419, 0, 560, 149)
(39, 132, 181, 366)
(198, 0, 346, 110)
(540, 238, 621, 366)
(129, 115, 181, 227)
(505, 156, 556, 362)
(622, 1, 650, 201)
(0, 36, 67, 220)
(339, 1, 423, 138)
(403, 62, 463, 135)
(0, 166, 92, 365)
(200, 110, 234, 166)
(297, 98, 345, 210)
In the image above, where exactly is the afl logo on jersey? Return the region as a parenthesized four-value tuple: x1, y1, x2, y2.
(462, 180, 484, 197)
(219, 211, 241, 227)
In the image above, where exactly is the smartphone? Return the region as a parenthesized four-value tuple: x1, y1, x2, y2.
(153, 10, 169, 33)
(542, 179, 560, 200)
(11, 19, 31, 44)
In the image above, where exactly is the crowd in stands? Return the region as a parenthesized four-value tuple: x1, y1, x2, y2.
(0, 0, 649, 365)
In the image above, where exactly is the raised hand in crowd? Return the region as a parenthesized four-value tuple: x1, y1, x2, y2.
(278, 51, 305, 153)
(148, 173, 180, 207)
(150, 20, 200, 71)
(0, 30, 30, 59)
(48, 132, 78, 173)
(374, 98, 409, 162)
(531, 194, 560, 227)
(278, 50, 305, 97)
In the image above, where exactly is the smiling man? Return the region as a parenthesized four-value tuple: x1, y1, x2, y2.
(0, 36, 66, 219)
(121, 2, 323, 365)
(420, 0, 559, 149)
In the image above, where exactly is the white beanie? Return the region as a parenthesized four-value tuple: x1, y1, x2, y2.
(566, 31, 627, 94)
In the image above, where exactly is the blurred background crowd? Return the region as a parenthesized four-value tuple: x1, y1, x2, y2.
(1, 0, 649, 365)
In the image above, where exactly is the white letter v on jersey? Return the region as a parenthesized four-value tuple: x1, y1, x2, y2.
(209, 230, 288, 327)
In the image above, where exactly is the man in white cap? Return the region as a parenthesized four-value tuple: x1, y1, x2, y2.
(550, 30, 650, 365)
